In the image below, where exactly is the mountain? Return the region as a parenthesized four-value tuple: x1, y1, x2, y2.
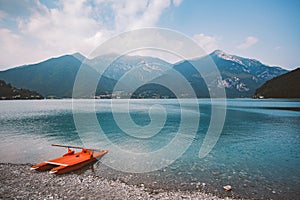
(0, 53, 171, 98)
(86, 54, 172, 91)
(0, 54, 117, 98)
(254, 68, 300, 98)
(134, 50, 288, 98)
(208, 50, 288, 97)
(0, 80, 44, 100)
(0, 50, 289, 98)
(211, 50, 286, 80)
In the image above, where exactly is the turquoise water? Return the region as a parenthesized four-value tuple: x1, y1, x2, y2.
(0, 99, 299, 199)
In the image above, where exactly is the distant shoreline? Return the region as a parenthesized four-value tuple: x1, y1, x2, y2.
(1, 97, 300, 102)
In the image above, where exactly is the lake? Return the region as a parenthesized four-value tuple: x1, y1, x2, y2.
(0, 99, 299, 199)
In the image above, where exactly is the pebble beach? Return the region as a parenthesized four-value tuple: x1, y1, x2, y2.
(0, 163, 231, 200)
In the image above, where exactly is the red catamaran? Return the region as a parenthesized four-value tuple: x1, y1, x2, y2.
(31, 144, 109, 175)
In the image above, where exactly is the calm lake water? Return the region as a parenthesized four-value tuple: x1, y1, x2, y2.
(0, 99, 299, 199)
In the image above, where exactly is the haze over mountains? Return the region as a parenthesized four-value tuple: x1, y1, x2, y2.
(0, 50, 289, 98)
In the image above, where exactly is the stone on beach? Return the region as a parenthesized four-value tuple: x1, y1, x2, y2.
(223, 185, 232, 191)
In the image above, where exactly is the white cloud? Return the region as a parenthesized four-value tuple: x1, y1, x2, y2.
(0, 28, 52, 68)
(172, 0, 183, 7)
(18, 0, 109, 54)
(192, 33, 219, 53)
(111, 0, 171, 31)
(0, 0, 176, 69)
(237, 36, 258, 50)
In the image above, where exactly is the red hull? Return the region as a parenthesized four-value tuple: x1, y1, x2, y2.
(31, 149, 108, 175)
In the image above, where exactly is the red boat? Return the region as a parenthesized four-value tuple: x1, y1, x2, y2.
(31, 144, 109, 175)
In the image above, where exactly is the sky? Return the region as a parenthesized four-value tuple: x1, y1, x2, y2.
(0, 0, 299, 70)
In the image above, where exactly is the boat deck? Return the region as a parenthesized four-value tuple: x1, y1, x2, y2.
(46, 152, 92, 166)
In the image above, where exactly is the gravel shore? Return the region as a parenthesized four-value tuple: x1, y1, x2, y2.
(0, 163, 231, 200)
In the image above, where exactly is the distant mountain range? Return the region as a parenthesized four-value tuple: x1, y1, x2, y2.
(0, 55, 117, 98)
(254, 68, 300, 98)
(0, 80, 43, 100)
(133, 50, 288, 98)
(0, 50, 289, 98)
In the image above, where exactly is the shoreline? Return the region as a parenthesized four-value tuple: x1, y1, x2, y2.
(0, 163, 231, 200)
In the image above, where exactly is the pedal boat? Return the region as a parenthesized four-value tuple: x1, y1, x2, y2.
(31, 144, 108, 175)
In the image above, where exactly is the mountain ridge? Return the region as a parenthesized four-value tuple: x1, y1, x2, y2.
(0, 50, 290, 98)
(0, 54, 118, 98)
(254, 68, 300, 98)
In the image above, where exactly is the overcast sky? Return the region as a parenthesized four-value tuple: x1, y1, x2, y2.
(0, 0, 299, 70)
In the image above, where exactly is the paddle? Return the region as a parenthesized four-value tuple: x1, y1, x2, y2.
(51, 144, 102, 152)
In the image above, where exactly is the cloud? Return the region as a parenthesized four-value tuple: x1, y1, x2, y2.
(192, 33, 219, 53)
(172, 0, 183, 7)
(0, 0, 176, 69)
(237, 36, 258, 50)
(18, 0, 108, 54)
(112, 0, 171, 31)
(0, 28, 51, 67)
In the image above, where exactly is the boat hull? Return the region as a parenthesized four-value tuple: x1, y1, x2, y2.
(50, 150, 108, 175)
(31, 149, 108, 175)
